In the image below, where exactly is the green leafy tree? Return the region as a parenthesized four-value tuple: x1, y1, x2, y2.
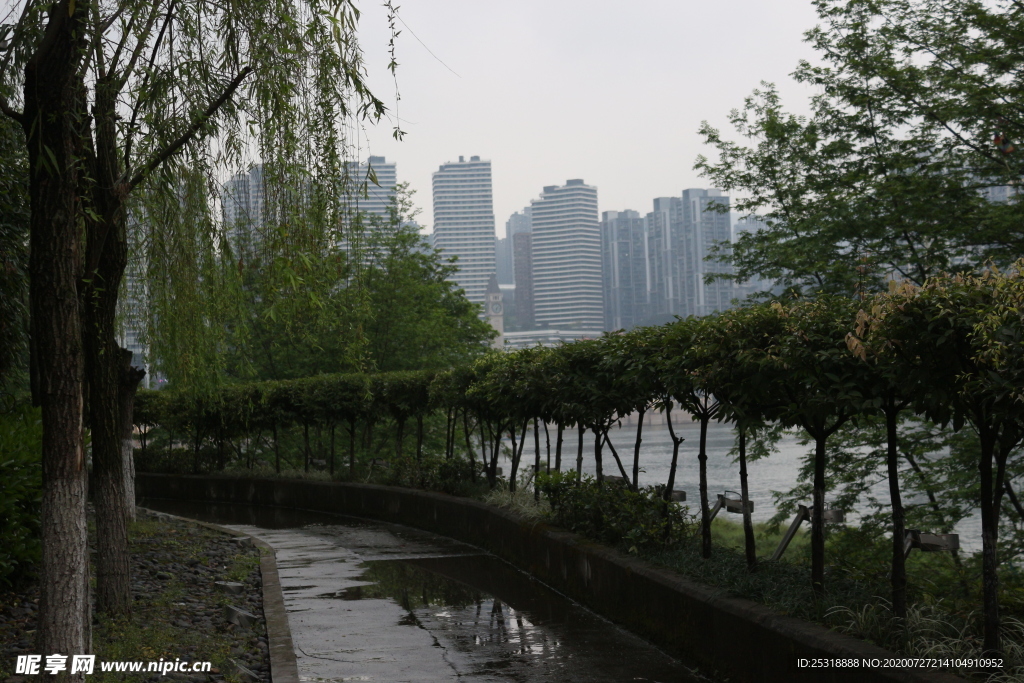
(873, 269, 1024, 653)
(696, 0, 1024, 298)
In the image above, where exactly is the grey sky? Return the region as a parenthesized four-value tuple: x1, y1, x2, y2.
(354, 1, 821, 236)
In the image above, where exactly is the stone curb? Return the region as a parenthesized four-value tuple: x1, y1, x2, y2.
(137, 507, 299, 683)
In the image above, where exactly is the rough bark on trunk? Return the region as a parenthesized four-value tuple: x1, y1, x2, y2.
(23, 0, 91, 668)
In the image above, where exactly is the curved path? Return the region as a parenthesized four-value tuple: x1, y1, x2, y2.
(145, 500, 708, 683)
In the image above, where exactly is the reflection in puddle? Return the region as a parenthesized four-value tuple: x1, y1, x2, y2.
(143, 498, 709, 682)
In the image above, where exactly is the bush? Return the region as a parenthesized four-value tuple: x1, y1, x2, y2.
(539, 472, 697, 553)
(0, 405, 42, 585)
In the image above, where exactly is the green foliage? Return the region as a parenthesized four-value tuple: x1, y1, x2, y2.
(0, 406, 42, 585)
(696, 0, 1024, 299)
(539, 472, 696, 553)
(0, 117, 28, 397)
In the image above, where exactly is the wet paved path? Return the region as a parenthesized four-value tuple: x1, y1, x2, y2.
(144, 500, 708, 683)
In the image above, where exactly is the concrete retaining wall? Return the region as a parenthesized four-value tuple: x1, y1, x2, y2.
(136, 473, 963, 683)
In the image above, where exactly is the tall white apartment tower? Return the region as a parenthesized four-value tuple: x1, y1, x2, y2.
(531, 179, 603, 330)
(431, 156, 496, 304)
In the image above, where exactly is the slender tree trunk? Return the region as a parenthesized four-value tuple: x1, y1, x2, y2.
(395, 418, 405, 461)
(543, 420, 551, 473)
(575, 423, 584, 483)
(594, 428, 603, 483)
(738, 426, 756, 572)
(602, 430, 631, 482)
(811, 430, 826, 596)
(23, 0, 91, 667)
(555, 423, 563, 471)
(664, 403, 683, 501)
(978, 424, 1001, 654)
(885, 405, 907, 621)
(698, 414, 712, 559)
(632, 407, 645, 491)
(533, 418, 541, 502)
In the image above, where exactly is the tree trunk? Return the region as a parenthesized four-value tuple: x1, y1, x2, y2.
(330, 423, 336, 477)
(533, 418, 540, 502)
(543, 420, 551, 473)
(575, 423, 584, 483)
(23, 0, 91, 668)
(593, 427, 603, 483)
(884, 405, 907, 621)
(699, 414, 712, 559)
(632, 407, 645, 490)
(978, 423, 1001, 654)
(602, 430, 631, 482)
(738, 426, 756, 572)
(555, 423, 563, 471)
(811, 430, 826, 596)
(664, 403, 683, 501)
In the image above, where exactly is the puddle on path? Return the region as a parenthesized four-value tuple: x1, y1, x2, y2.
(143, 499, 710, 683)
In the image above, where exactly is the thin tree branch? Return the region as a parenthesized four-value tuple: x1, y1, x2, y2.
(122, 0, 175, 169)
(126, 65, 252, 193)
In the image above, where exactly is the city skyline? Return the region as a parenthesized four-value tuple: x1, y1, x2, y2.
(350, 0, 820, 234)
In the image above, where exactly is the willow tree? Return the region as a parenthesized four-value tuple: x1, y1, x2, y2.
(0, 0, 390, 665)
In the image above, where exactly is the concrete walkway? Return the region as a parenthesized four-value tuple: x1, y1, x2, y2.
(148, 501, 705, 683)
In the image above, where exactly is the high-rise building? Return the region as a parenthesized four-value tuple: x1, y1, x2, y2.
(431, 156, 496, 305)
(531, 179, 603, 330)
(732, 216, 771, 300)
(496, 208, 533, 286)
(495, 236, 513, 285)
(222, 164, 265, 253)
(346, 155, 398, 221)
(678, 188, 733, 317)
(602, 210, 658, 331)
(513, 231, 534, 329)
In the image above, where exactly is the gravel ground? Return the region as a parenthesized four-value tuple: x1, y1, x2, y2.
(1, 509, 272, 683)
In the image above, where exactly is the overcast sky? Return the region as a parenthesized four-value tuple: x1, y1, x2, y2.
(353, 1, 822, 236)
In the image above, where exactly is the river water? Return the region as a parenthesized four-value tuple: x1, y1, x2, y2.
(503, 419, 982, 552)
(143, 500, 710, 683)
